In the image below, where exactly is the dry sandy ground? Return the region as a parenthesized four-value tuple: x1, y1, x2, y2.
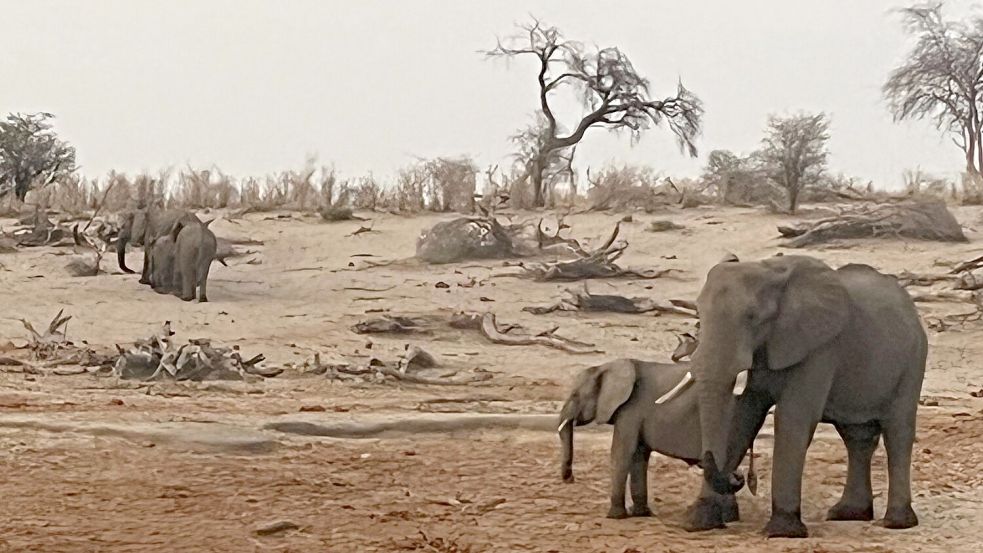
(1, 204, 982, 552)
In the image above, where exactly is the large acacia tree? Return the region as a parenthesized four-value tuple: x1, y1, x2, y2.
(884, 3, 983, 175)
(0, 112, 76, 202)
(485, 19, 704, 207)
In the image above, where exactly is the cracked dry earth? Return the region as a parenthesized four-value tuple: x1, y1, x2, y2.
(1, 206, 982, 552)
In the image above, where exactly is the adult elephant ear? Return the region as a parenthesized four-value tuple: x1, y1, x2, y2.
(766, 259, 850, 370)
(595, 360, 636, 424)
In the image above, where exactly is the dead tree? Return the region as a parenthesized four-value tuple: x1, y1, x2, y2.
(884, 3, 983, 176)
(484, 18, 703, 207)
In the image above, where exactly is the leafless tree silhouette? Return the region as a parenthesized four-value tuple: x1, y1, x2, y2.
(484, 18, 703, 207)
(759, 113, 830, 214)
(0, 112, 77, 202)
(884, 3, 983, 175)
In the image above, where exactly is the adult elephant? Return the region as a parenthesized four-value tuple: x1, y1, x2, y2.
(677, 255, 926, 538)
(117, 206, 199, 284)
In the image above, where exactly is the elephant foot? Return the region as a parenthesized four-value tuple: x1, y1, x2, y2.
(561, 470, 574, 483)
(764, 509, 808, 538)
(139, 277, 151, 285)
(881, 505, 918, 529)
(198, 295, 208, 303)
(720, 494, 740, 523)
(827, 500, 873, 521)
(684, 497, 725, 532)
(180, 294, 195, 302)
(629, 504, 652, 517)
(606, 506, 629, 519)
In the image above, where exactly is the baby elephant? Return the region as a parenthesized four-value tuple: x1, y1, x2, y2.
(171, 218, 217, 302)
(148, 234, 177, 294)
(559, 359, 743, 520)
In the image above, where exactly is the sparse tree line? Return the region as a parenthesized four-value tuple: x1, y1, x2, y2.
(2, 3, 982, 216)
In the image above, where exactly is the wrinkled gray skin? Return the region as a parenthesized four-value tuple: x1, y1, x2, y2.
(117, 207, 200, 284)
(147, 234, 177, 294)
(559, 359, 742, 520)
(685, 255, 926, 538)
(171, 218, 217, 302)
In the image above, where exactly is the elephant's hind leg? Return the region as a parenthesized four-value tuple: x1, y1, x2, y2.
(139, 248, 152, 285)
(881, 408, 919, 529)
(827, 421, 879, 521)
(179, 260, 196, 301)
(628, 446, 652, 517)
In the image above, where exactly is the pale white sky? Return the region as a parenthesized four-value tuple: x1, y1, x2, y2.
(1, 0, 978, 189)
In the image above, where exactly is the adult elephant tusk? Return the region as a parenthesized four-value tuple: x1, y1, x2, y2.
(557, 418, 571, 433)
(732, 370, 749, 396)
(655, 371, 693, 404)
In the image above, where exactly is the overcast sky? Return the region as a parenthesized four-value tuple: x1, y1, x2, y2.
(1, 0, 978, 189)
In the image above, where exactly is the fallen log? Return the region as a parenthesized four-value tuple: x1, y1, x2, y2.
(476, 313, 600, 354)
(522, 285, 697, 317)
(779, 200, 966, 248)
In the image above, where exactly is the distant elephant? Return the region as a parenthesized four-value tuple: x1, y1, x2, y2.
(117, 206, 200, 283)
(147, 234, 177, 294)
(671, 255, 926, 538)
(171, 217, 217, 302)
(559, 359, 742, 520)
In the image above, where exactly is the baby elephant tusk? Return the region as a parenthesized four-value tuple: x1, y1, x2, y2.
(655, 371, 693, 404)
(557, 418, 571, 433)
(732, 370, 749, 396)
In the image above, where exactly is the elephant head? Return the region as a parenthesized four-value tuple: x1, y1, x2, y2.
(682, 255, 850, 492)
(557, 361, 636, 482)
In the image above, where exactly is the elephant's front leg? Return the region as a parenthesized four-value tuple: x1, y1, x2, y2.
(685, 390, 772, 531)
(606, 424, 634, 519)
(628, 446, 652, 517)
(765, 397, 828, 537)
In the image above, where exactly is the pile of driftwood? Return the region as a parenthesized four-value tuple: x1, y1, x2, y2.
(0, 311, 115, 372)
(304, 346, 492, 386)
(415, 215, 671, 281)
(777, 200, 966, 247)
(352, 312, 600, 354)
(893, 253, 983, 330)
(523, 284, 697, 316)
(510, 222, 673, 281)
(113, 322, 276, 380)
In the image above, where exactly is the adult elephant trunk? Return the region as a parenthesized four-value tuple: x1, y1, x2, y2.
(692, 333, 750, 495)
(117, 232, 135, 273)
(558, 402, 576, 483)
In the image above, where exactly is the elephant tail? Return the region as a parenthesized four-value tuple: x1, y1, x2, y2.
(559, 401, 579, 483)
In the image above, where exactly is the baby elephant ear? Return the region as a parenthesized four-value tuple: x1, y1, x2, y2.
(595, 360, 636, 424)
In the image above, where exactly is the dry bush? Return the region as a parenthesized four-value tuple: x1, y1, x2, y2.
(586, 164, 676, 211)
(902, 168, 954, 201)
(962, 172, 983, 205)
(350, 174, 383, 210)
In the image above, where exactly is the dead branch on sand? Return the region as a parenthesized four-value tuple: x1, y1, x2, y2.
(522, 284, 697, 316)
(450, 312, 600, 354)
(777, 200, 966, 248)
(353, 316, 429, 334)
(672, 333, 698, 362)
(113, 322, 276, 380)
(517, 222, 674, 281)
(66, 224, 109, 276)
(305, 350, 492, 386)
